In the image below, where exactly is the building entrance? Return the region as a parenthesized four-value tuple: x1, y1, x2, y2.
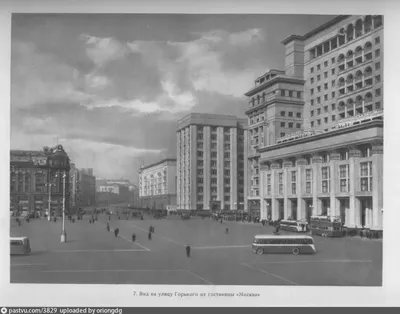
(305, 199, 313, 223)
(289, 199, 298, 220)
(339, 198, 349, 225)
(320, 198, 330, 216)
(278, 199, 284, 220)
(360, 197, 373, 228)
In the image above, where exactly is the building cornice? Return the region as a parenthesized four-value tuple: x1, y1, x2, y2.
(245, 76, 305, 97)
(140, 158, 177, 171)
(245, 98, 304, 116)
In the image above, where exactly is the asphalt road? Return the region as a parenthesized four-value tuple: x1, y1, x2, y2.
(10, 210, 382, 286)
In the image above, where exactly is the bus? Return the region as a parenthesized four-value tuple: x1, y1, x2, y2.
(10, 237, 31, 255)
(252, 235, 316, 255)
(280, 220, 308, 233)
(310, 216, 343, 237)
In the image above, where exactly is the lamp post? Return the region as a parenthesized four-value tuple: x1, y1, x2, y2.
(45, 170, 56, 221)
(61, 171, 67, 243)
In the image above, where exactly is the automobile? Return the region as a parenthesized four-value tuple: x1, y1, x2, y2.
(10, 237, 31, 255)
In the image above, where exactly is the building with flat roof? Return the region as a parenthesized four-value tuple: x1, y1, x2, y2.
(176, 113, 247, 211)
(10, 145, 71, 216)
(138, 158, 177, 209)
(246, 15, 384, 233)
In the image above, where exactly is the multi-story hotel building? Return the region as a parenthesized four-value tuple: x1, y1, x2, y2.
(138, 158, 177, 209)
(10, 145, 71, 216)
(248, 15, 383, 234)
(176, 113, 247, 211)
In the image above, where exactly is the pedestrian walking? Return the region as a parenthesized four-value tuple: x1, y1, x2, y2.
(152, 226, 155, 233)
(225, 228, 229, 234)
(114, 228, 119, 237)
(109, 215, 111, 221)
(186, 245, 191, 257)
(148, 232, 152, 240)
(132, 233, 136, 242)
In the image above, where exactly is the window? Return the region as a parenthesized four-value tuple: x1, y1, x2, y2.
(375, 62, 381, 70)
(197, 142, 203, 148)
(288, 122, 293, 128)
(317, 119, 321, 125)
(296, 123, 301, 128)
(317, 86, 321, 92)
(324, 117, 328, 123)
(224, 152, 230, 159)
(297, 91, 301, 98)
(289, 91, 293, 97)
(211, 134, 217, 140)
(310, 67, 314, 73)
(339, 164, 350, 192)
(211, 178, 217, 184)
(317, 97, 321, 104)
(331, 57, 335, 63)
(321, 166, 330, 193)
(317, 108, 321, 115)
(324, 72, 328, 78)
(375, 49, 380, 57)
(375, 88, 381, 97)
(278, 173, 283, 195)
(224, 169, 230, 176)
(224, 178, 230, 185)
(375, 37, 380, 44)
(332, 91, 335, 98)
(211, 169, 217, 175)
(332, 115, 336, 121)
(324, 106, 328, 113)
(331, 103, 336, 110)
(331, 80, 335, 87)
(375, 75, 381, 83)
(197, 151, 203, 157)
(198, 134, 203, 140)
(296, 112, 301, 118)
(197, 186, 203, 193)
(224, 161, 230, 168)
(331, 68, 335, 75)
(360, 162, 372, 192)
(291, 171, 297, 195)
(317, 64, 321, 71)
(288, 112, 293, 117)
(311, 99, 314, 106)
(324, 83, 328, 90)
(306, 169, 313, 194)
(311, 121, 314, 127)
(280, 111, 286, 116)
(198, 178, 203, 184)
(324, 94, 328, 101)
(281, 90, 285, 97)
(281, 122, 285, 127)
(317, 75, 321, 81)
(280, 132, 285, 137)
(210, 160, 216, 167)
(324, 61, 328, 68)
(310, 88, 314, 95)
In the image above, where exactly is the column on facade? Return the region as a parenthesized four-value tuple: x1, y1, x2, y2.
(190, 125, 197, 210)
(312, 154, 322, 216)
(348, 146, 361, 227)
(282, 159, 292, 219)
(329, 151, 341, 217)
(371, 141, 383, 230)
(243, 128, 249, 212)
(230, 127, 238, 210)
(270, 161, 280, 220)
(203, 126, 211, 210)
(296, 157, 307, 220)
(176, 132, 181, 209)
(259, 166, 266, 219)
(216, 127, 224, 210)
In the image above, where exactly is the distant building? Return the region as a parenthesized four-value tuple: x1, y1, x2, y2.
(176, 113, 248, 211)
(10, 145, 70, 216)
(96, 178, 130, 204)
(138, 158, 177, 209)
(69, 166, 96, 211)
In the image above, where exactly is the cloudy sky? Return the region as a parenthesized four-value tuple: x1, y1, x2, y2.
(11, 14, 333, 183)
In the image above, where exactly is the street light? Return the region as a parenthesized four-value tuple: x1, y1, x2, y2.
(45, 170, 57, 222)
(61, 170, 67, 243)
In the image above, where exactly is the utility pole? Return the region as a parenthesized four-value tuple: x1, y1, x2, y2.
(61, 171, 67, 243)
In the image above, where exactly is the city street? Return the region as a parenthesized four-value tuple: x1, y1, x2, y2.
(10, 209, 382, 286)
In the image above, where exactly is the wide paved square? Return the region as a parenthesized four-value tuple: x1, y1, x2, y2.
(10, 214, 382, 286)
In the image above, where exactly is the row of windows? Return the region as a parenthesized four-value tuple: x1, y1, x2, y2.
(280, 111, 302, 118)
(309, 16, 382, 62)
(197, 151, 231, 158)
(249, 89, 302, 107)
(280, 122, 302, 129)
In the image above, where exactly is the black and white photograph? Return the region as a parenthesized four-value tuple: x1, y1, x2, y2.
(2, 0, 399, 307)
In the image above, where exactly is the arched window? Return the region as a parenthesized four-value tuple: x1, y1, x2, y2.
(346, 50, 353, 59)
(347, 98, 354, 106)
(364, 16, 372, 33)
(355, 46, 362, 55)
(257, 95, 260, 104)
(355, 70, 363, 80)
(355, 19, 363, 38)
(346, 24, 354, 42)
(355, 95, 363, 105)
(338, 53, 345, 62)
(338, 29, 346, 46)
(346, 74, 354, 84)
(364, 41, 372, 51)
(338, 77, 345, 87)
(339, 101, 345, 107)
(364, 66, 372, 76)
(365, 92, 373, 103)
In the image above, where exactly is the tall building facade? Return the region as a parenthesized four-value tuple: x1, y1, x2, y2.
(69, 166, 96, 211)
(245, 70, 305, 217)
(10, 145, 70, 216)
(248, 15, 383, 233)
(176, 113, 247, 211)
(138, 158, 177, 209)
